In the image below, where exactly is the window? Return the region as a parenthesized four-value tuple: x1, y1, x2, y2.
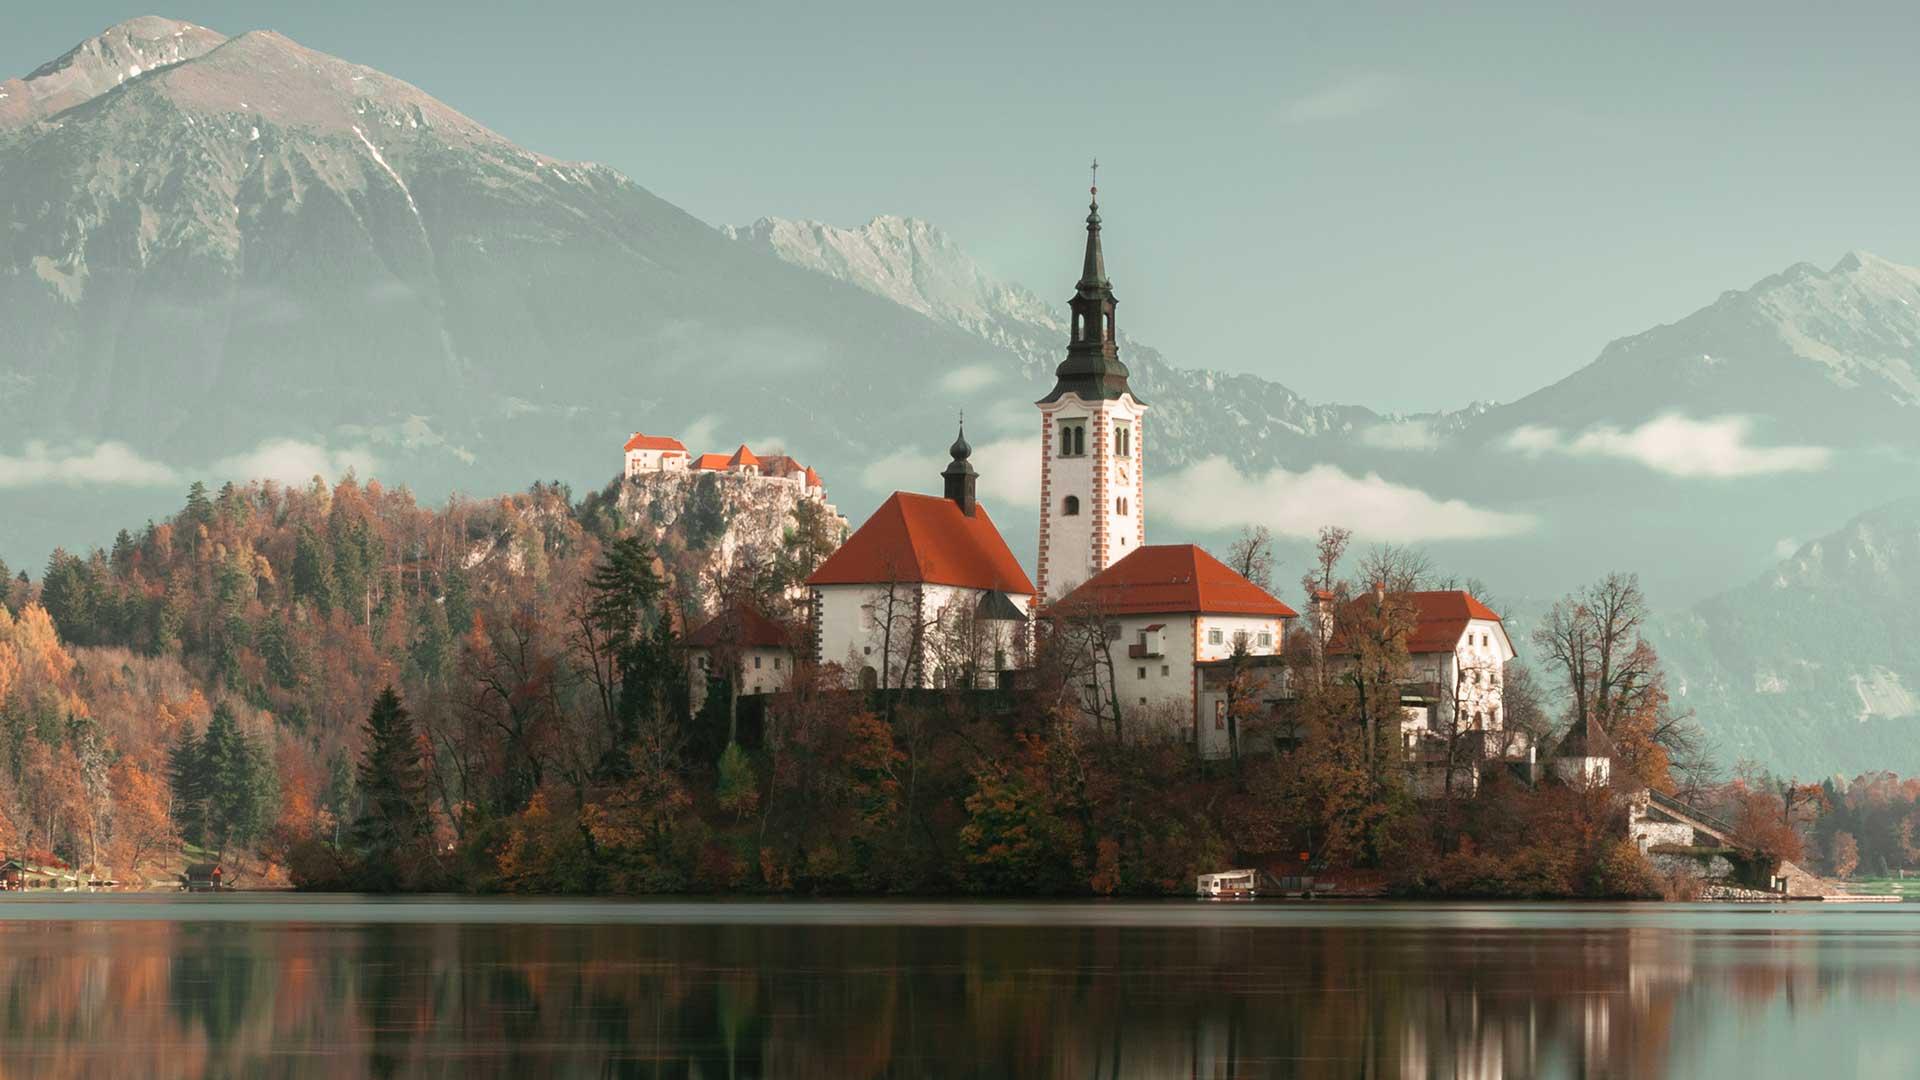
(1257, 631, 1273, 648)
(773, 657, 782, 670)
(1137, 667, 1147, 679)
(1063, 495, 1080, 516)
(1207, 628, 1224, 645)
(1214, 700, 1227, 730)
(1113, 424, 1131, 457)
(1116, 497, 1129, 516)
(697, 656, 709, 670)
(753, 656, 762, 670)
(1162, 665, 1170, 676)
(1058, 421, 1086, 457)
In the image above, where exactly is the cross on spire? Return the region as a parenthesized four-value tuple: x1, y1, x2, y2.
(1090, 157, 1098, 198)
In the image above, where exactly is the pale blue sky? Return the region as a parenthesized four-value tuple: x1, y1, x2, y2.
(10, 2, 1920, 411)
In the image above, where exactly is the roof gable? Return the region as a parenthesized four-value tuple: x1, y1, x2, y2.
(686, 606, 793, 649)
(1330, 590, 1507, 656)
(623, 432, 689, 453)
(806, 493, 1035, 594)
(1054, 545, 1297, 618)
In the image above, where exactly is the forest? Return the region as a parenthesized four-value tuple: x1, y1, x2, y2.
(0, 473, 1907, 896)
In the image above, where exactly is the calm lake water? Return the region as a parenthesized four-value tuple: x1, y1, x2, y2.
(0, 897, 1916, 1078)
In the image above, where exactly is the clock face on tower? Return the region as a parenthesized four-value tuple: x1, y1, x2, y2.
(1116, 463, 1131, 486)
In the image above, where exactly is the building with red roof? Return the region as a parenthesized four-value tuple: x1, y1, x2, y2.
(1324, 588, 1520, 783)
(622, 432, 690, 477)
(1051, 544, 1296, 755)
(685, 605, 799, 713)
(806, 425, 1033, 689)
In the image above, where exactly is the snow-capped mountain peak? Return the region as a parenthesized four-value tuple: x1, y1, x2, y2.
(0, 16, 227, 130)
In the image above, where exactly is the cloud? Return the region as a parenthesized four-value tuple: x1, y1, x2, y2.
(1157, 457, 1533, 542)
(208, 439, 378, 486)
(1504, 414, 1831, 478)
(1280, 72, 1400, 124)
(681, 413, 724, 452)
(861, 436, 1038, 508)
(1358, 419, 1441, 452)
(0, 441, 179, 489)
(939, 364, 1005, 394)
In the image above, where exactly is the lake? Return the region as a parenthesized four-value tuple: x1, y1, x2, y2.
(1, 896, 1915, 1078)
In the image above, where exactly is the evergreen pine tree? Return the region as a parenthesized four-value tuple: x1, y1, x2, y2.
(168, 725, 208, 846)
(201, 704, 271, 850)
(183, 481, 215, 530)
(352, 686, 431, 889)
(292, 525, 336, 615)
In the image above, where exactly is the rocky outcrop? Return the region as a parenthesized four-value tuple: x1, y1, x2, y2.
(614, 469, 846, 613)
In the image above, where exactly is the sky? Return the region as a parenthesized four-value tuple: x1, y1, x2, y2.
(9, 2, 1920, 412)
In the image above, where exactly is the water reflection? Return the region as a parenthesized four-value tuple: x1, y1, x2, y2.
(0, 901, 1915, 1078)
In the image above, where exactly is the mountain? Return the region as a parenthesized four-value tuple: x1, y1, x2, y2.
(1656, 497, 1920, 778)
(0, 18, 1054, 566)
(1473, 252, 1920, 447)
(0, 16, 226, 130)
(724, 214, 1484, 470)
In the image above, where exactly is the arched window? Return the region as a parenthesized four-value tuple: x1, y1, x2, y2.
(1072, 425, 1085, 456)
(1116, 497, 1129, 516)
(859, 666, 879, 691)
(1073, 312, 1084, 341)
(1063, 495, 1080, 516)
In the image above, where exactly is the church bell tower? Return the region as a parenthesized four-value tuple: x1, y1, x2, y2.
(1036, 164, 1147, 601)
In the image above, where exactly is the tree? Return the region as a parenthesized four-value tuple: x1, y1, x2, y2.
(201, 704, 272, 850)
(716, 741, 759, 822)
(291, 526, 336, 615)
(352, 686, 433, 889)
(168, 724, 208, 845)
(1224, 525, 1276, 595)
(1829, 830, 1860, 880)
(111, 761, 179, 880)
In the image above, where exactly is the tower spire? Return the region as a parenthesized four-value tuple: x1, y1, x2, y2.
(942, 416, 977, 516)
(1040, 164, 1137, 405)
(1081, 158, 1107, 288)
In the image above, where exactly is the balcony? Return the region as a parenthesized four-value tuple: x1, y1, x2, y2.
(1128, 643, 1163, 659)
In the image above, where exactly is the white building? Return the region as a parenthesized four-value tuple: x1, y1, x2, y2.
(623, 432, 690, 477)
(685, 604, 798, 714)
(1327, 590, 1523, 776)
(1036, 179, 1147, 602)
(805, 428, 1033, 689)
(1051, 544, 1297, 751)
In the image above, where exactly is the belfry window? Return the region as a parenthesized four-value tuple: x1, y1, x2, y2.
(1113, 423, 1131, 458)
(1063, 495, 1080, 516)
(1116, 497, 1129, 516)
(1058, 420, 1086, 457)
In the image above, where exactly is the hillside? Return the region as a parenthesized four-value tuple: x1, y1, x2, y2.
(1656, 497, 1920, 777)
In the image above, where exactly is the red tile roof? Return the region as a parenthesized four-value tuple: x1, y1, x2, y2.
(1329, 590, 1503, 655)
(623, 432, 688, 453)
(690, 453, 731, 470)
(727, 444, 761, 468)
(806, 493, 1035, 594)
(685, 605, 794, 650)
(1053, 545, 1298, 618)
(803, 467, 822, 488)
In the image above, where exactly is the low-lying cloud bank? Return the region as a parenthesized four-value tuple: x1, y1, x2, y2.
(1506, 414, 1830, 478)
(0, 438, 380, 490)
(0, 441, 178, 488)
(1157, 457, 1533, 542)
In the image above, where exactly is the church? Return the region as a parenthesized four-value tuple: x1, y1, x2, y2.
(804, 174, 1296, 720)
